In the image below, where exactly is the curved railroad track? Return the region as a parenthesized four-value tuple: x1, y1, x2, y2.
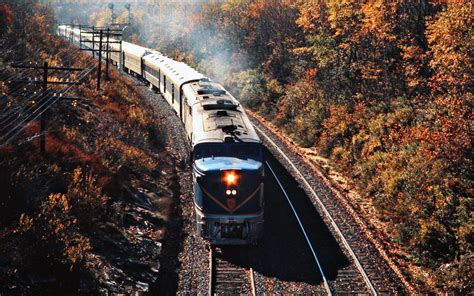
(251, 118, 407, 294)
(126, 77, 406, 294)
(265, 160, 376, 295)
(79, 40, 407, 293)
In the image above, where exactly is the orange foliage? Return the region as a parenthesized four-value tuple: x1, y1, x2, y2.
(427, 2, 473, 93)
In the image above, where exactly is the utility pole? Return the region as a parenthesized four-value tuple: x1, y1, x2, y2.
(40, 62, 48, 155)
(10, 63, 82, 155)
(97, 30, 103, 92)
(119, 33, 124, 72)
(79, 24, 82, 49)
(105, 28, 110, 81)
(92, 26, 95, 58)
(79, 26, 123, 82)
(70, 24, 74, 42)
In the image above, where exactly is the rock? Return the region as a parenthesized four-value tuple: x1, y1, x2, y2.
(150, 260, 160, 273)
(126, 258, 149, 270)
(154, 241, 162, 254)
(144, 191, 159, 201)
(135, 281, 149, 292)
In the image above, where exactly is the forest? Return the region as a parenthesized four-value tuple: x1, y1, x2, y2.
(78, 0, 472, 291)
(1, 0, 473, 293)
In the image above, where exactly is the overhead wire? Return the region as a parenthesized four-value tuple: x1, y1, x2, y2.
(0, 61, 97, 146)
(0, 39, 96, 130)
(0, 43, 83, 106)
(0, 25, 110, 146)
(0, 46, 91, 125)
(0, 57, 96, 132)
(1, 46, 83, 98)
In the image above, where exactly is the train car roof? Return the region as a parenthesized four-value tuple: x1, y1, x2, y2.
(183, 80, 260, 146)
(143, 54, 205, 88)
(122, 41, 150, 58)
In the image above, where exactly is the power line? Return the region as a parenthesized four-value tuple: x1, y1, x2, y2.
(0, 62, 96, 149)
(0, 59, 95, 133)
(0, 50, 88, 127)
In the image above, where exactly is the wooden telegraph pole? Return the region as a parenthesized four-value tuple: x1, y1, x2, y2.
(11, 63, 82, 155)
(40, 62, 48, 154)
(105, 28, 110, 81)
(97, 30, 103, 92)
(79, 26, 123, 88)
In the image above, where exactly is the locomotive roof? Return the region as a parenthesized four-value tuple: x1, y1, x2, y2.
(182, 80, 261, 146)
(143, 53, 205, 88)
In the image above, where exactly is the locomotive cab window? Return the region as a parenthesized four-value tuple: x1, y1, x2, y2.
(193, 143, 262, 161)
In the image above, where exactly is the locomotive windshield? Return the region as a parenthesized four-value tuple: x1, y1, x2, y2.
(193, 143, 262, 161)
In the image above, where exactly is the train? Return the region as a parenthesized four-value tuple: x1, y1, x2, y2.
(57, 25, 265, 245)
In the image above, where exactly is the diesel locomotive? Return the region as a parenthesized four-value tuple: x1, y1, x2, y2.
(57, 25, 264, 244)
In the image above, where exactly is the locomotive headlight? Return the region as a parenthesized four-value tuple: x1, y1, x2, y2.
(226, 190, 231, 195)
(231, 190, 237, 195)
(223, 171, 239, 186)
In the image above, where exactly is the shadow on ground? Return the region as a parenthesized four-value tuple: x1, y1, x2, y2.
(218, 148, 350, 285)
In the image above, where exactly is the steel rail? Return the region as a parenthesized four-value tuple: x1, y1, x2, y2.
(208, 246, 213, 296)
(208, 246, 255, 296)
(256, 125, 378, 295)
(265, 161, 332, 295)
(249, 267, 256, 296)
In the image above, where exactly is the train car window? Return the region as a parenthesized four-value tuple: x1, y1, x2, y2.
(172, 84, 175, 103)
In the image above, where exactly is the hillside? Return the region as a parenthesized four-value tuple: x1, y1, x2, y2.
(2, 0, 473, 293)
(0, 2, 182, 294)
(53, 0, 474, 292)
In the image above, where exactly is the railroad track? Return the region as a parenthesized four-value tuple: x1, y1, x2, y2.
(209, 246, 256, 295)
(253, 119, 406, 294)
(66, 30, 403, 293)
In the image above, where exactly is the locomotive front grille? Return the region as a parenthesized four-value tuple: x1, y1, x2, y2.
(195, 208, 263, 245)
(220, 223, 244, 239)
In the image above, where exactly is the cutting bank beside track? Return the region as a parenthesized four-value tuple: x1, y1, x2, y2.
(250, 116, 409, 294)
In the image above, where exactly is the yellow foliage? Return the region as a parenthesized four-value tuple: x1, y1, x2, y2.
(362, 138, 382, 157)
(63, 234, 92, 269)
(47, 193, 72, 213)
(128, 106, 147, 125)
(68, 167, 106, 210)
(62, 126, 78, 142)
(16, 213, 33, 233)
